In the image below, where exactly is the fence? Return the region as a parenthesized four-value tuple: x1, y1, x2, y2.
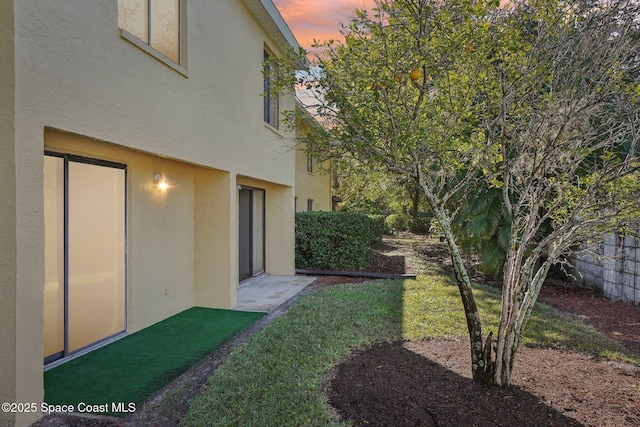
(572, 233, 640, 305)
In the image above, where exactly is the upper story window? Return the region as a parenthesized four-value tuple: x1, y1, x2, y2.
(306, 150, 313, 173)
(263, 49, 279, 129)
(118, 0, 186, 71)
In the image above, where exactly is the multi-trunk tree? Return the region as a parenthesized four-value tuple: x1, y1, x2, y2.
(275, 0, 640, 386)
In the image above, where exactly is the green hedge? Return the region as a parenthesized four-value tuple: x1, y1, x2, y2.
(367, 214, 387, 241)
(295, 211, 380, 270)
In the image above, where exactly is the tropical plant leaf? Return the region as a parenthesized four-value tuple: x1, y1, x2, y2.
(481, 239, 506, 278)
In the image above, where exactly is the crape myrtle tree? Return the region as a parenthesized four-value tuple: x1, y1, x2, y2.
(272, 0, 640, 386)
(475, 0, 640, 385)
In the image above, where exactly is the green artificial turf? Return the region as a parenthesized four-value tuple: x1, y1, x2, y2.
(44, 307, 264, 415)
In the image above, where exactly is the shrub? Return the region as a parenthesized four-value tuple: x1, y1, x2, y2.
(385, 213, 411, 233)
(295, 211, 374, 270)
(410, 211, 433, 234)
(367, 214, 387, 241)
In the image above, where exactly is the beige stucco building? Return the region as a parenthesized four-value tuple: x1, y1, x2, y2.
(295, 144, 333, 213)
(295, 142, 333, 212)
(0, 1, 328, 426)
(294, 105, 333, 213)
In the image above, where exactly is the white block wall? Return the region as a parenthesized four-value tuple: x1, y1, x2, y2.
(573, 233, 640, 305)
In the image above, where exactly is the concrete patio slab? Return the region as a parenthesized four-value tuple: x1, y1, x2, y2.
(235, 274, 315, 312)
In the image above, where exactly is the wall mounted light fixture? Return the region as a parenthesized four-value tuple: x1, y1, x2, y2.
(154, 174, 169, 190)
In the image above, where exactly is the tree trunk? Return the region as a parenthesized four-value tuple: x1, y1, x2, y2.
(494, 251, 521, 386)
(443, 225, 495, 384)
(409, 179, 420, 222)
(494, 253, 551, 386)
(411, 190, 419, 221)
(419, 180, 494, 383)
(494, 314, 518, 386)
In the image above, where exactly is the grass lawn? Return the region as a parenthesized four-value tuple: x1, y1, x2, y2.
(183, 271, 638, 426)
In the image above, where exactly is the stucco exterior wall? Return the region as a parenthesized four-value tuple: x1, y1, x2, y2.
(45, 129, 203, 332)
(0, 2, 19, 426)
(14, 0, 296, 184)
(195, 169, 237, 308)
(6, 1, 298, 425)
(295, 145, 332, 212)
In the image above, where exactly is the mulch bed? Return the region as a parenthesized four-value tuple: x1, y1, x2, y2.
(324, 236, 640, 427)
(538, 278, 640, 356)
(329, 340, 640, 427)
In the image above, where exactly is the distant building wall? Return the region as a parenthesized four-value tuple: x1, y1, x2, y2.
(294, 145, 332, 212)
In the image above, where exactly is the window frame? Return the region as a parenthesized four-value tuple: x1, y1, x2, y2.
(118, 0, 189, 77)
(43, 151, 128, 366)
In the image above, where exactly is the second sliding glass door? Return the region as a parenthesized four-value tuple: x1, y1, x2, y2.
(238, 187, 265, 281)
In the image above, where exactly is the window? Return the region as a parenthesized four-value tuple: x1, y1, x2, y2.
(118, 0, 186, 69)
(307, 199, 314, 212)
(263, 49, 279, 129)
(306, 150, 313, 173)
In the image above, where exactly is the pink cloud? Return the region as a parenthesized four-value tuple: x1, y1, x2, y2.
(274, 1, 513, 52)
(273, 0, 377, 50)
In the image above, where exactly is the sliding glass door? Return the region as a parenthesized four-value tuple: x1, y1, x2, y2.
(44, 153, 126, 364)
(238, 187, 265, 281)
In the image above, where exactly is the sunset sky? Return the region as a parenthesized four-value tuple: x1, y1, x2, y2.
(272, 0, 378, 50)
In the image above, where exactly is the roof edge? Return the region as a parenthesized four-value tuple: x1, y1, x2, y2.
(241, 0, 306, 68)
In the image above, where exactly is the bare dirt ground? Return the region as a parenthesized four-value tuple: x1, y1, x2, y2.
(34, 233, 640, 426)
(326, 234, 640, 427)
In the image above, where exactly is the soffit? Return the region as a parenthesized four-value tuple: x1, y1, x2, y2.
(241, 0, 305, 68)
